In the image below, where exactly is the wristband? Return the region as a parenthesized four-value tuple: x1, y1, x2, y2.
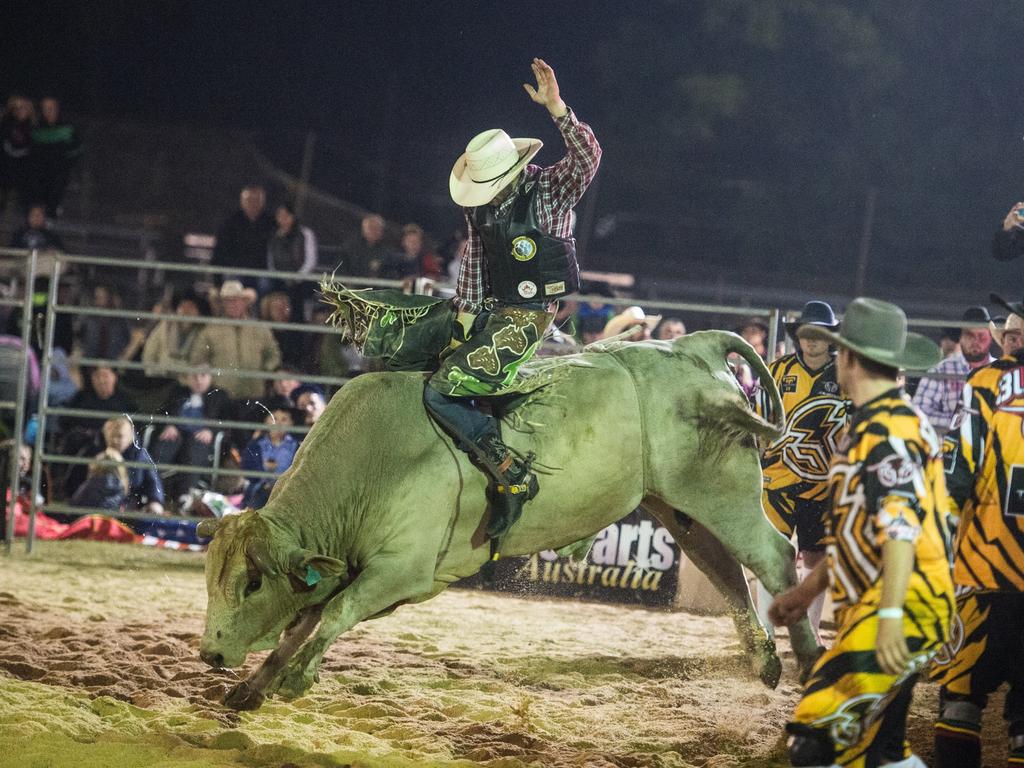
(877, 607, 903, 620)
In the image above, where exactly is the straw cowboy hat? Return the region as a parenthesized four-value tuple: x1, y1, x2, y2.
(214, 279, 257, 304)
(797, 297, 940, 370)
(988, 293, 1024, 347)
(450, 129, 543, 207)
(784, 300, 839, 341)
(602, 306, 662, 339)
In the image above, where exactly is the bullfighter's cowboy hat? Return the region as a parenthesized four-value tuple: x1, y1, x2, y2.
(784, 300, 839, 341)
(450, 129, 543, 207)
(797, 297, 940, 370)
(601, 306, 662, 339)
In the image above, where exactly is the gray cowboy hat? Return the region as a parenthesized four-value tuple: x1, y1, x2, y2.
(797, 297, 941, 370)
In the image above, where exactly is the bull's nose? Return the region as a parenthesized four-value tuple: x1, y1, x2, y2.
(200, 649, 225, 668)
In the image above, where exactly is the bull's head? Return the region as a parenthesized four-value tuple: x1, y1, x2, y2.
(197, 510, 348, 668)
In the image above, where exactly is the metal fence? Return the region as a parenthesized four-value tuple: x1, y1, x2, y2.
(0, 246, 991, 554)
(1, 249, 37, 554)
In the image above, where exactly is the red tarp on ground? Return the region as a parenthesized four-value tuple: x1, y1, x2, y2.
(8, 493, 138, 543)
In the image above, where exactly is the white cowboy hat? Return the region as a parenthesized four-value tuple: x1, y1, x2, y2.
(215, 279, 257, 304)
(449, 129, 543, 207)
(990, 313, 1024, 348)
(601, 306, 663, 339)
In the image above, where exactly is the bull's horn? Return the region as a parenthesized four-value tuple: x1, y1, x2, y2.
(246, 537, 280, 577)
(196, 518, 221, 539)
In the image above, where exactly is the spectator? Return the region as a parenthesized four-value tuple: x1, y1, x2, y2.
(381, 224, 443, 280)
(937, 325, 961, 359)
(241, 397, 298, 509)
(211, 185, 275, 287)
(991, 311, 1024, 357)
(0, 95, 35, 211)
(305, 305, 362, 386)
(151, 369, 232, 502)
(341, 213, 391, 277)
(292, 383, 326, 428)
(578, 315, 606, 345)
(72, 416, 163, 513)
(992, 200, 1024, 261)
(260, 291, 305, 370)
(70, 447, 130, 512)
(60, 367, 137, 497)
(10, 204, 64, 251)
(736, 316, 769, 359)
(142, 291, 209, 380)
(912, 306, 994, 435)
(655, 317, 686, 341)
(30, 96, 82, 216)
(265, 201, 317, 319)
(189, 280, 281, 400)
(79, 284, 132, 362)
(268, 365, 302, 401)
(601, 306, 661, 341)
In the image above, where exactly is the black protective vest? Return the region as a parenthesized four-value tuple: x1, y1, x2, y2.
(472, 180, 579, 304)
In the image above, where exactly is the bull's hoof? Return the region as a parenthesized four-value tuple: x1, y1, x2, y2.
(757, 652, 783, 689)
(274, 666, 318, 700)
(223, 681, 266, 711)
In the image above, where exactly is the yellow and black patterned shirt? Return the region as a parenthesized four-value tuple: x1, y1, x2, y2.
(945, 352, 1024, 591)
(825, 388, 954, 613)
(757, 352, 848, 502)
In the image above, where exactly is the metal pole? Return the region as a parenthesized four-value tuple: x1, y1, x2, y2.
(295, 130, 317, 219)
(4, 249, 37, 554)
(766, 308, 781, 363)
(854, 186, 877, 296)
(27, 260, 61, 554)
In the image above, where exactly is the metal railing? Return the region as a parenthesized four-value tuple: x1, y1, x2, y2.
(1, 249, 37, 554)
(0, 245, 998, 554)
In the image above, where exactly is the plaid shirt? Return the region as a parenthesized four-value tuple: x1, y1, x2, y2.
(454, 108, 602, 313)
(911, 352, 992, 434)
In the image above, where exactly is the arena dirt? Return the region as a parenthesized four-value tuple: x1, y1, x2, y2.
(0, 540, 1009, 767)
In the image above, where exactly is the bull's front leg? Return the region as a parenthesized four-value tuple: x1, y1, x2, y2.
(224, 604, 324, 710)
(269, 555, 434, 700)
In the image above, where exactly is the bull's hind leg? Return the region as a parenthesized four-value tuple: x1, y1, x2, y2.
(645, 500, 780, 688)
(649, 453, 820, 681)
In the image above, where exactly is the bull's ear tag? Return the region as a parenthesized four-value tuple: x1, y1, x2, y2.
(305, 566, 322, 587)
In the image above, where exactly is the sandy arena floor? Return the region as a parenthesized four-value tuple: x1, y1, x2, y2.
(0, 540, 1010, 767)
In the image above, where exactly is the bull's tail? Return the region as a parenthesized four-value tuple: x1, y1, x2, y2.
(674, 331, 784, 444)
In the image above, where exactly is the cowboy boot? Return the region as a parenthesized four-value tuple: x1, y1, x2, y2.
(477, 433, 539, 539)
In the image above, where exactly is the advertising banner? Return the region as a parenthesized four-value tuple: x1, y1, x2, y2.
(456, 508, 681, 608)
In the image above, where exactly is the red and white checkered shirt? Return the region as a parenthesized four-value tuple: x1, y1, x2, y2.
(454, 108, 602, 313)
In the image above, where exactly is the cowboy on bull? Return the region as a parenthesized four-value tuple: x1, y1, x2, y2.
(423, 58, 602, 540)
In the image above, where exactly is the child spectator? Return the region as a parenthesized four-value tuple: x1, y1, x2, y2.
(70, 417, 164, 514)
(241, 398, 298, 509)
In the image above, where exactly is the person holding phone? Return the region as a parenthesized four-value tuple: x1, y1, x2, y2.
(993, 201, 1024, 261)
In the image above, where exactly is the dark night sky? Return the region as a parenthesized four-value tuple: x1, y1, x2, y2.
(3, 1, 1023, 305)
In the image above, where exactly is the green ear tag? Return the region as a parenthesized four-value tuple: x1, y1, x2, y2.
(305, 566, 322, 587)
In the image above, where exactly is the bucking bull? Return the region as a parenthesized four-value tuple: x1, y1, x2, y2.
(198, 331, 819, 710)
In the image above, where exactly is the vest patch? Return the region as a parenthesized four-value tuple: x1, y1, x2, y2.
(518, 280, 538, 299)
(781, 375, 798, 394)
(544, 281, 566, 296)
(511, 236, 537, 262)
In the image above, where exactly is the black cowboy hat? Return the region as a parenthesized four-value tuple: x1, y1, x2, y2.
(941, 305, 991, 343)
(784, 301, 839, 341)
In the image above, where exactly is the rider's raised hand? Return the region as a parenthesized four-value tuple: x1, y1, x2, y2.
(523, 58, 567, 118)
